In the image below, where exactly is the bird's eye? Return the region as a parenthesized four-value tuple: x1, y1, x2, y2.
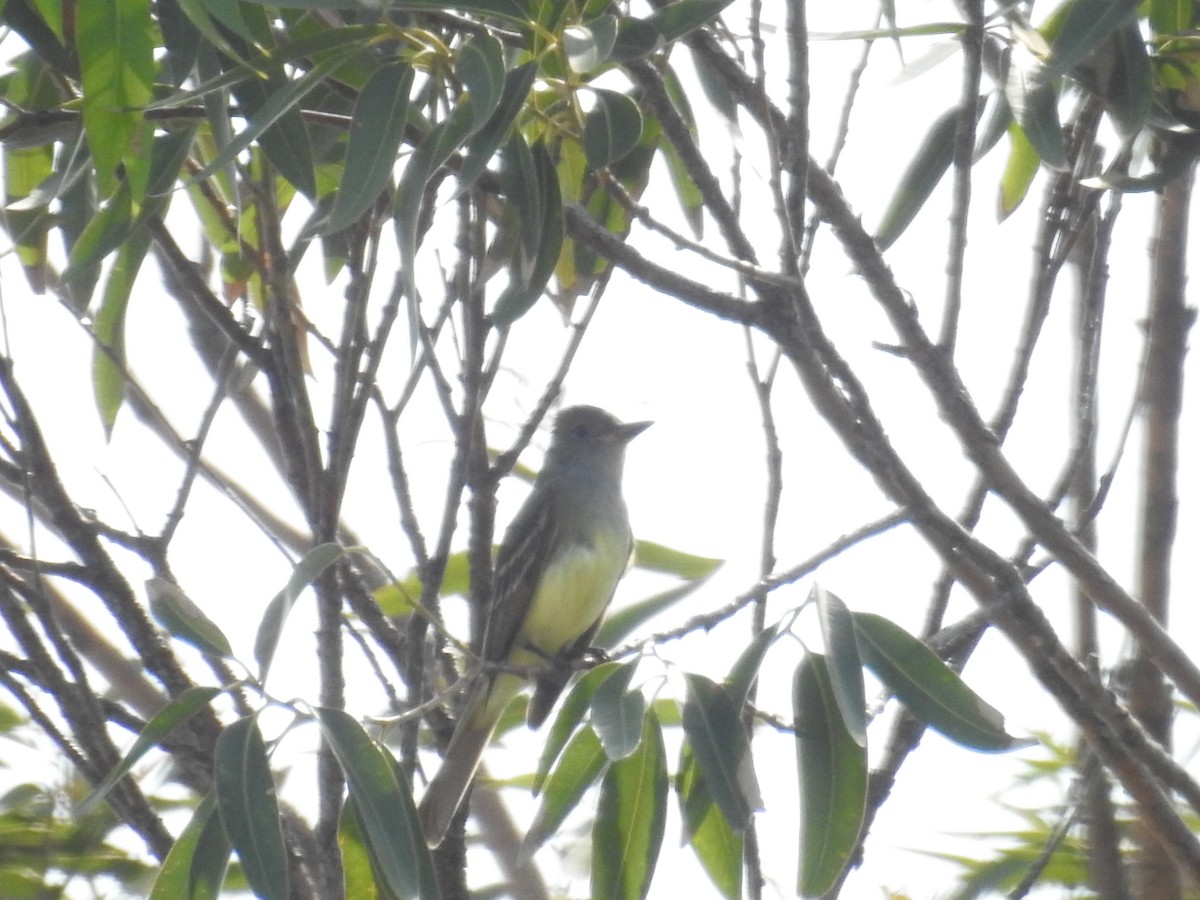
(571, 424, 589, 439)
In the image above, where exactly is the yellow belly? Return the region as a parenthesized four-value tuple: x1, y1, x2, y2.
(515, 529, 627, 661)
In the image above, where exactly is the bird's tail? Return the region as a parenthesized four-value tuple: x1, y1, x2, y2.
(418, 716, 494, 848)
(418, 674, 519, 848)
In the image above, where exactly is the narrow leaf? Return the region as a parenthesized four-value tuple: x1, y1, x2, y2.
(592, 708, 668, 900)
(681, 673, 760, 830)
(535, 661, 622, 793)
(92, 230, 151, 435)
(147, 577, 234, 658)
(677, 748, 742, 900)
(812, 586, 867, 747)
(853, 613, 1027, 751)
(524, 725, 608, 856)
(645, 0, 736, 41)
(492, 139, 563, 325)
(724, 624, 780, 713)
(591, 660, 645, 760)
(214, 717, 289, 900)
(148, 792, 231, 900)
(583, 89, 643, 169)
(632, 540, 722, 579)
(454, 32, 506, 129)
(1047, 0, 1138, 77)
(80, 686, 224, 815)
(313, 707, 438, 900)
(874, 106, 958, 249)
(794, 654, 866, 898)
(255, 543, 345, 681)
(325, 62, 414, 234)
(76, 0, 154, 196)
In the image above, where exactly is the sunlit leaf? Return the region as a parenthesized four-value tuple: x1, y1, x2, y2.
(677, 747, 742, 900)
(1004, 49, 1067, 170)
(92, 230, 150, 435)
(148, 792, 231, 900)
(592, 708, 667, 900)
(999, 121, 1040, 219)
(524, 725, 607, 856)
(214, 717, 288, 900)
(313, 707, 438, 900)
(853, 612, 1028, 752)
(632, 540, 723, 579)
(535, 662, 622, 793)
(76, 0, 154, 197)
(794, 654, 866, 898)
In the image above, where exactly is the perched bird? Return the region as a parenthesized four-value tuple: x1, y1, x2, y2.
(418, 405, 650, 848)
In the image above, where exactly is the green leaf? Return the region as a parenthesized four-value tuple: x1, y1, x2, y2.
(564, 15, 618, 73)
(457, 61, 538, 195)
(583, 89, 643, 169)
(591, 660, 645, 760)
(244, 0, 532, 22)
(204, 52, 353, 198)
(148, 791, 231, 900)
(524, 725, 608, 856)
(324, 61, 414, 234)
(535, 661, 622, 793)
(1004, 52, 1067, 170)
(999, 120, 1040, 219)
(76, 0, 154, 196)
(595, 578, 711, 649)
(147, 577, 234, 658)
(80, 686, 224, 815)
(92, 228, 151, 435)
(592, 708, 668, 900)
(1046, 0, 1138, 77)
(724, 624, 780, 713)
(681, 673, 759, 831)
(632, 540, 723, 579)
(214, 717, 289, 900)
(794, 654, 866, 898)
(394, 101, 478, 302)
(313, 707, 438, 900)
(1150, 0, 1193, 33)
(492, 139, 564, 325)
(1104, 22, 1152, 138)
(812, 585, 867, 747)
(63, 180, 133, 283)
(454, 32, 507, 129)
(874, 105, 958, 249)
(255, 543, 345, 682)
(853, 613, 1027, 752)
(644, 0, 736, 42)
(677, 747, 742, 900)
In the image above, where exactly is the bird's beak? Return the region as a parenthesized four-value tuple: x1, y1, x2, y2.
(617, 420, 652, 442)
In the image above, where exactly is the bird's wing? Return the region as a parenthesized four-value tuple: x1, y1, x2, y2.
(481, 484, 561, 664)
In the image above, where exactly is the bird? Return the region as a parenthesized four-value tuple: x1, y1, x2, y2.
(417, 405, 650, 848)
